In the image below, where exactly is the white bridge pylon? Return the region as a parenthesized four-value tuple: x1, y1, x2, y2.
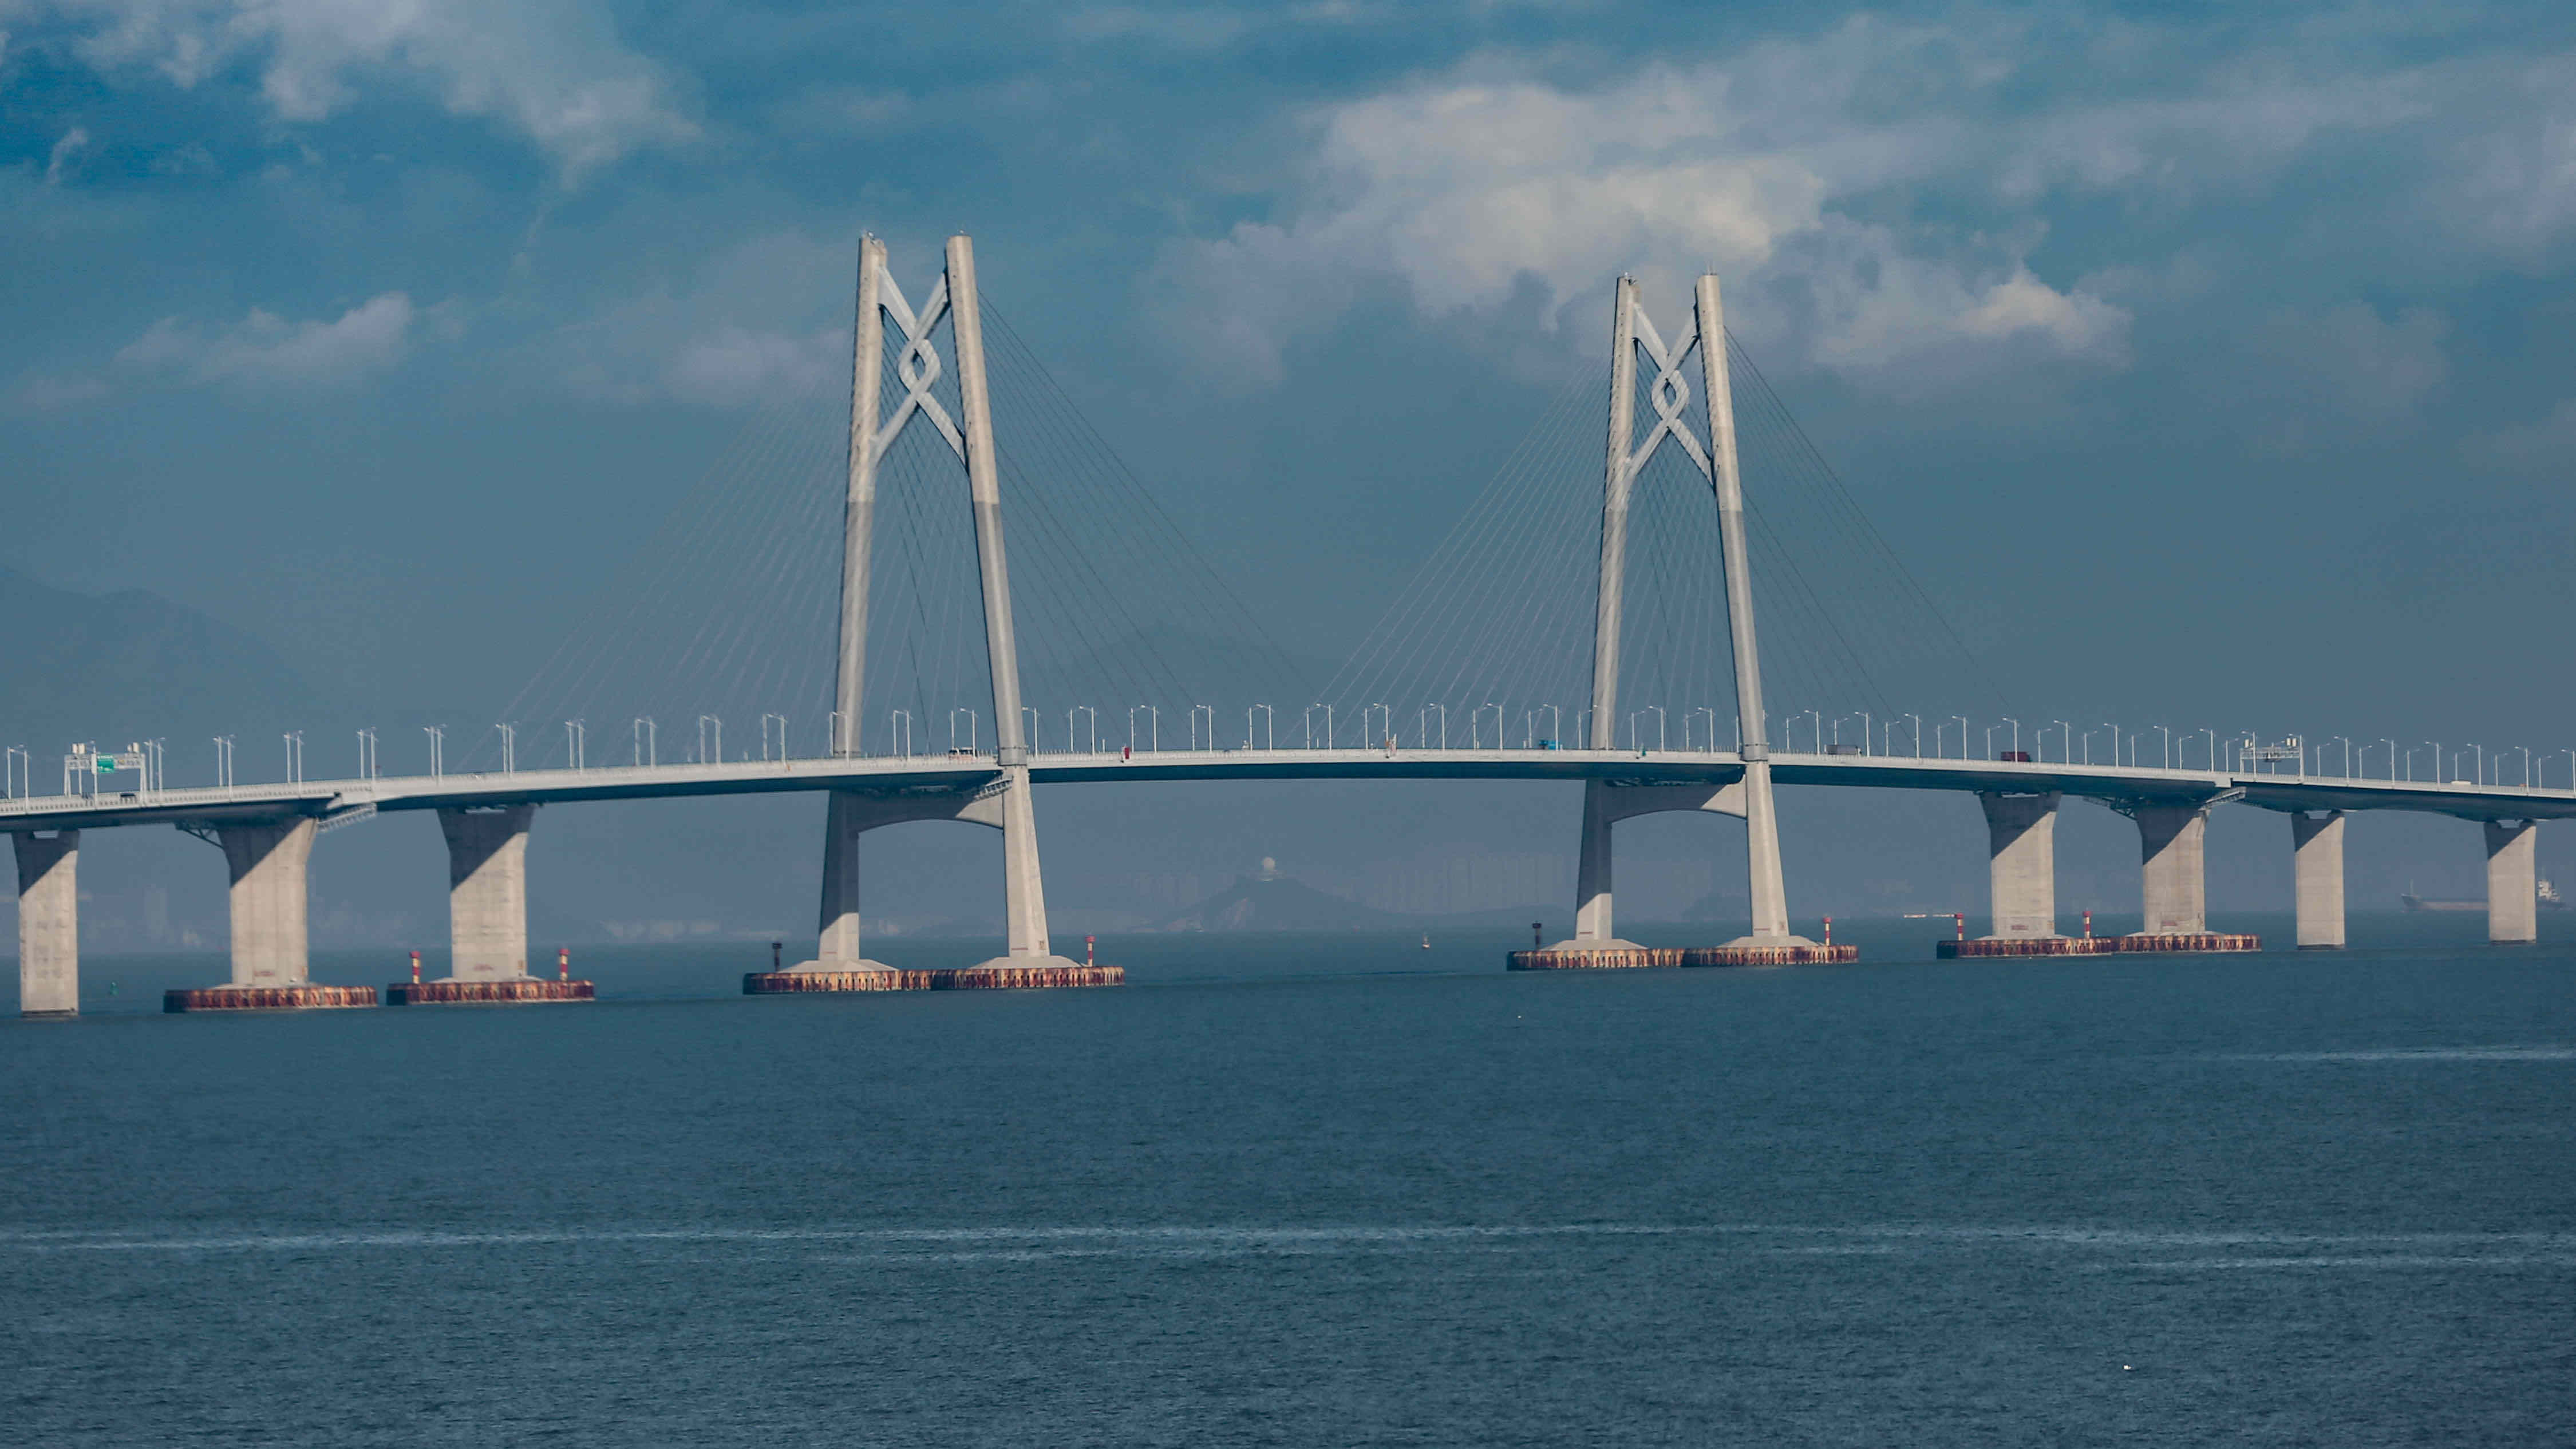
(796, 233, 1070, 976)
(1567, 273, 1808, 951)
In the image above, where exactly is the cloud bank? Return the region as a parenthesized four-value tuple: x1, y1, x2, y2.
(21, 0, 694, 172)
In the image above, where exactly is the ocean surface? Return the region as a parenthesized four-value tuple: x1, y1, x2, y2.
(4, 916, 2571, 1445)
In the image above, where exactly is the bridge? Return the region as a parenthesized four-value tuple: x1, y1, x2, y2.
(9, 234, 2564, 1013)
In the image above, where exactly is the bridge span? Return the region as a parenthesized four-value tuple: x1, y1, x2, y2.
(10, 742, 2565, 1015)
(9, 235, 2559, 1013)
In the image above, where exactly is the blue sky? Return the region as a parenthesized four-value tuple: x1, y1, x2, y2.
(6, 1, 2576, 936)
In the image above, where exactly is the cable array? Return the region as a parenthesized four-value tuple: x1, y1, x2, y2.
(486, 291, 1310, 768)
(1318, 331, 1998, 751)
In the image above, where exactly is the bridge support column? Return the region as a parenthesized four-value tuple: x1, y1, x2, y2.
(13, 831, 79, 1017)
(2292, 811, 2346, 949)
(994, 765, 1052, 961)
(1980, 792, 2060, 940)
(1569, 779, 1634, 948)
(2135, 805, 2208, 936)
(441, 805, 535, 979)
(222, 818, 318, 987)
(2485, 819, 2538, 944)
(809, 791, 892, 972)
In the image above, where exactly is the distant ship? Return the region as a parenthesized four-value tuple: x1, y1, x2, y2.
(2401, 880, 2567, 912)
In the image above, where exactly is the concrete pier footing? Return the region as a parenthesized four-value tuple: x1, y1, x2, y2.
(2485, 819, 2539, 944)
(166, 984, 374, 1012)
(745, 962, 1124, 993)
(388, 978, 594, 1004)
(2134, 805, 2210, 937)
(2293, 811, 2346, 949)
(1937, 933, 2258, 958)
(1508, 943, 1857, 970)
(1981, 791, 2061, 941)
(13, 830, 80, 1017)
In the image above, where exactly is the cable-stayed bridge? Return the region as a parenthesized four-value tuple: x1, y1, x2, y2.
(8, 234, 2566, 1013)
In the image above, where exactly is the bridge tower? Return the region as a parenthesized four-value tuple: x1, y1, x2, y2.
(767, 233, 1105, 989)
(1539, 274, 1839, 966)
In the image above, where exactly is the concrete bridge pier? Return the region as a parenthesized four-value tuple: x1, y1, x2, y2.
(2484, 819, 2539, 944)
(2115, 803, 2259, 952)
(223, 818, 319, 988)
(441, 805, 536, 979)
(2292, 811, 2346, 949)
(811, 790, 896, 973)
(1568, 779, 1637, 951)
(386, 805, 588, 1004)
(2135, 805, 2208, 935)
(749, 778, 1120, 993)
(1982, 792, 2061, 941)
(168, 817, 372, 1010)
(13, 830, 80, 1017)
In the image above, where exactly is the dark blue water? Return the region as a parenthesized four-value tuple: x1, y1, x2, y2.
(5, 921, 2572, 1444)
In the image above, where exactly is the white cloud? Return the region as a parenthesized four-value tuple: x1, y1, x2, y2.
(27, 0, 693, 173)
(664, 326, 841, 409)
(2235, 301, 2449, 454)
(2464, 397, 2576, 468)
(44, 125, 89, 184)
(116, 291, 415, 387)
(1157, 29, 2143, 387)
(548, 231, 856, 407)
(5, 373, 109, 413)
(1149, 17, 2576, 391)
(2442, 57, 2576, 262)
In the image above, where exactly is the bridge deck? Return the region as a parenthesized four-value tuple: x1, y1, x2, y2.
(5, 747, 2569, 832)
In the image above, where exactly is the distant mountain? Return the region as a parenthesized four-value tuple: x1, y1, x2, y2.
(1157, 870, 1405, 931)
(0, 567, 331, 769)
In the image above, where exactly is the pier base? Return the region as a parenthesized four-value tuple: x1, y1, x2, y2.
(164, 984, 377, 1012)
(1508, 943, 1859, 971)
(744, 961, 1124, 993)
(1937, 932, 2259, 958)
(387, 978, 594, 1005)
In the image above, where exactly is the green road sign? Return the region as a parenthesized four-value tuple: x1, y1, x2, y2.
(95, 758, 114, 773)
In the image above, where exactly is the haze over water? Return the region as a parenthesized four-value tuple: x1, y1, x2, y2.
(5, 921, 2570, 1444)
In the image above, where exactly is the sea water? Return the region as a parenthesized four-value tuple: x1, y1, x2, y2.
(3, 918, 2570, 1444)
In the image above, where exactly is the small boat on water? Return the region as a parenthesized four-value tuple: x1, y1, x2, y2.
(2401, 880, 2566, 912)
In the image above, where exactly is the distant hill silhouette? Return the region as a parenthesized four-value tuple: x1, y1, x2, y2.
(1159, 867, 1402, 931)
(1156, 862, 1563, 933)
(0, 567, 330, 770)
